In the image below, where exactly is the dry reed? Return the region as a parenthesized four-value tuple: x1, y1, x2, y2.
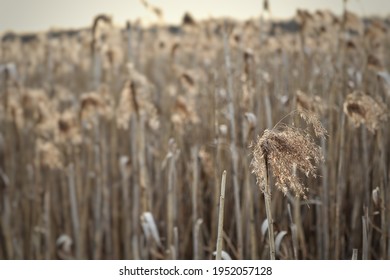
(1, 9, 389, 261)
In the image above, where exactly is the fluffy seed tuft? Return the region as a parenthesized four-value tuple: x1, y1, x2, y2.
(343, 91, 388, 133)
(251, 120, 324, 199)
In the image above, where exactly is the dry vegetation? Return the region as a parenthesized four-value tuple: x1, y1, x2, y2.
(0, 5, 390, 260)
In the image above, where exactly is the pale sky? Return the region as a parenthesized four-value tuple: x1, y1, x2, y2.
(0, 0, 389, 33)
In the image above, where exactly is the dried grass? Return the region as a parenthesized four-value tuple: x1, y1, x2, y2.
(251, 124, 324, 199)
(343, 91, 388, 133)
(1, 10, 389, 260)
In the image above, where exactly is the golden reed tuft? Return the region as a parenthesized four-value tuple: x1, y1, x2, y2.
(36, 140, 63, 170)
(343, 91, 388, 133)
(251, 112, 325, 199)
(56, 110, 81, 144)
(296, 90, 325, 115)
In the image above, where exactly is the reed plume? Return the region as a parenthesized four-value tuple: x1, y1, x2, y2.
(36, 140, 63, 170)
(251, 120, 324, 200)
(343, 91, 388, 133)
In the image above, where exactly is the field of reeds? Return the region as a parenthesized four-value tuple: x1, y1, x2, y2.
(0, 6, 389, 260)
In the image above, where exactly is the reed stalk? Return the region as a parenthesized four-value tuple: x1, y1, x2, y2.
(216, 170, 227, 260)
(67, 163, 81, 259)
(223, 24, 243, 259)
(263, 159, 276, 260)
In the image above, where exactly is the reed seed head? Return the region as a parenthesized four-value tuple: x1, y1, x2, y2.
(36, 140, 63, 170)
(56, 110, 81, 144)
(251, 122, 324, 199)
(343, 91, 388, 133)
(296, 90, 325, 115)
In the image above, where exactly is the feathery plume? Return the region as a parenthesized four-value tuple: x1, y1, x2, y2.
(343, 91, 388, 133)
(36, 140, 63, 169)
(251, 112, 325, 199)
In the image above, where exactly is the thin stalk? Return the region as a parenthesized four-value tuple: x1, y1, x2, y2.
(0, 89, 12, 258)
(362, 214, 368, 260)
(93, 122, 103, 260)
(212, 73, 221, 253)
(245, 163, 257, 259)
(167, 142, 177, 258)
(288, 203, 298, 260)
(73, 145, 85, 259)
(264, 157, 275, 260)
(361, 127, 370, 208)
(376, 130, 387, 259)
(216, 170, 227, 260)
(120, 156, 131, 259)
(315, 200, 323, 259)
(194, 219, 203, 260)
(101, 124, 112, 258)
(67, 163, 81, 259)
(138, 113, 150, 212)
(43, 172, 51, 259)
(335, 113, 345, 259)
(0, 181, 13, 259)
(191, 147, 199, 260)
(126, 21, 133, 62)
(222, 24, 243, 259)
(174, 226, 179, 259)
(321, 136, 329, 259)
(264, 91, 273, 129)
(130, 116, 140, 260)
(92, 51, 101, 90)
(109, 118, 120, 259)
(293, 165, 307, 259)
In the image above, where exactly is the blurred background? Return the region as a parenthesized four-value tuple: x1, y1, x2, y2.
(1, 0, 389, 32)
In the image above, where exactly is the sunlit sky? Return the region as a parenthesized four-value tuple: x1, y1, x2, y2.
(1, 0, 389, 33)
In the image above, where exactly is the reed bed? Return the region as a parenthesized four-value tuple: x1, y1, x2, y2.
(0, 8, 389, 260)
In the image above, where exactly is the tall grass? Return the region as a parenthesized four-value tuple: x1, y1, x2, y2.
(0, 9, 389, 259)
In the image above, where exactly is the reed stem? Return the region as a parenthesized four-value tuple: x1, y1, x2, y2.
(216, 170, 227, 260)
